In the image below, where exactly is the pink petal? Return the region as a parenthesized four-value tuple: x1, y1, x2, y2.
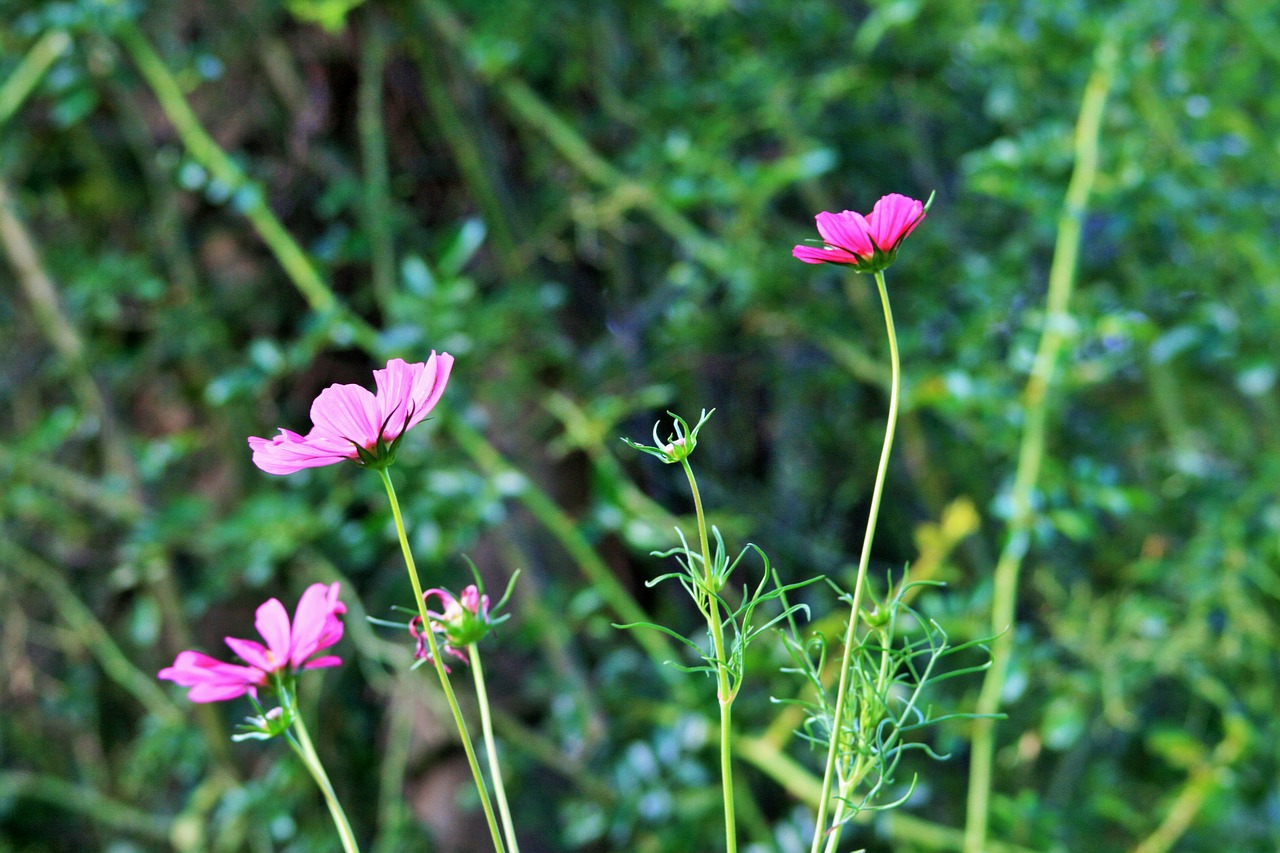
(402, 352, 454, 434)
(310, 383, 382, 449)
(289, 582, 345, 667)
(866, 193, 924, 250)
(792, 245, 862, 265)
(248, 429, 355, 475)
(159, 650, 264, 703)
(301, 654, 343, 670)
(815, 211, 875, 258)
(373, 358, 422, 441)
(186, 682, 256, 703)
(223, 637, 273, 671)
(254, 598, 293, 672)
(422, 588, 457, 621)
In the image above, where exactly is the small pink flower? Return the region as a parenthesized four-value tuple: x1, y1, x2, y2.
(159, 583, 347, 703)
(249, 354, 454, 475)
(792, 193, 927, 273)
(410, 584, 497, 668)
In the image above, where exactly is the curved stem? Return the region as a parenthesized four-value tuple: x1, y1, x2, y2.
(810, 270, 900, 853)
(378, 468, 506, 853)
(681, 458, 737, 853)
(469, 643, 521, 853)
(289, 709, 361, 853)
(962, 35, 1116, 853)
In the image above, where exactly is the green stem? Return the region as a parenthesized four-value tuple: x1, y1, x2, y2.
(377, 468, 506, 853)
(680, 458, 737, 853)
(962, 34, 1116, 853)
(289, 708, 361, 853)
(810, 269, 900, 853)
(0, 30, 71, 129)
(469, 643, 521, 853)
(822, 624, 894, 853)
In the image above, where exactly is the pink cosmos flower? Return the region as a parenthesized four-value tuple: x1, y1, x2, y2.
(248, 354, 454, 475)
(792, 193, 927, 273)
(159, 582, 347, 703)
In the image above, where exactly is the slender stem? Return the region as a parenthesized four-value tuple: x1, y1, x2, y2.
(469, 643, 521, 853)
(377, 468, 506, 853)
(289, 709, 361, 853)
(0, 30, 70, 129)
(822, 625, 894, 853)
(810, 269, 900, 853)
(962, 35, 1116, 853)
(680, 458, 737, 853)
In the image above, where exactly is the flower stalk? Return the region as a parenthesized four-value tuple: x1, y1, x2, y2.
(810, 269, 901, 853)
(287, 702, 361, 853)
(681, 456, 738, 853)
(469, 643, 520, 853)
(378, 468, 506, 853)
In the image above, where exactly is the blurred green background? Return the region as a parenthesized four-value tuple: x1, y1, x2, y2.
(2, 0, 1277, 851)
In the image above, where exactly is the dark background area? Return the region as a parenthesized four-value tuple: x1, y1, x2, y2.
(2, 1, 1277, 851)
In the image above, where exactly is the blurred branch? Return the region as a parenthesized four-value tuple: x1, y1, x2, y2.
(0, 771, 171, 842)
(0, 179, 137, 486)
(964, 31, 1119, 853)
(415, 0, 732, 277)
(4, 539, 183, 726)
(1129, 714, 1250, 853)
(0, 30, 71, 128)
(115, 20, 376, 349)
(359, 14, 397, 309)
(402, 22, 522, 275)
(0, 445, 143, 522)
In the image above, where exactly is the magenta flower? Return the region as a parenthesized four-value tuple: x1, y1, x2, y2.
(159, 583, 347, 703)
(792, 193, 928, 273)
(249, 353, 454, 475)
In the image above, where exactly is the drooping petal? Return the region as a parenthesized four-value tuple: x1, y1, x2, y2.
(254, 598, 293, 672)
(792, 244, 863, 265)
(402, 352, 454, 435)
(186, 681, 259, 703)
(815, 211, 875, 258)
(422, 588, 457, 621)
(159, 650, 264, 703)
(249, 429, 356, 475)
(310, 383, 382, 449)
(866, 193, 925, 251)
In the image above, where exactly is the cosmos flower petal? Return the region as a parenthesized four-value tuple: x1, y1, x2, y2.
(866, 193, 925, 250)
(288, 582, 347, 667)
(254, 598, 293, 668)
(815, 211, 875, 258)
(310, 383, 381, 449)
(248, 429, 356, 475)
(224, 637, 273, 671)
(402, 352, 454, 433)
(158, 651, 264, 703)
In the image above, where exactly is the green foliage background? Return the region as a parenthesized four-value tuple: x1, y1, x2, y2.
(2, 1, 1277, 851)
